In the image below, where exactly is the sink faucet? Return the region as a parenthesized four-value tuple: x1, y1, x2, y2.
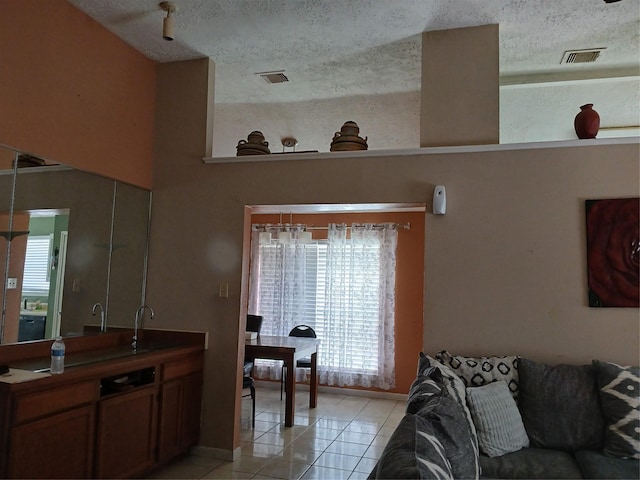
(92, 303, 106, 333)
(132, 305, 154, 351)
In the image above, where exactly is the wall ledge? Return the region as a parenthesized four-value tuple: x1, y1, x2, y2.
(203, 137, 639, 164)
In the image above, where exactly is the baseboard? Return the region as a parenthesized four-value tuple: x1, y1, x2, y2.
(254, 379, 407, 401)
(190, 444, 240, 461)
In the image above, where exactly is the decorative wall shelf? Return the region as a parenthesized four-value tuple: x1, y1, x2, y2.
(0, 231, 29, 241)
(203, 137, 638, 165)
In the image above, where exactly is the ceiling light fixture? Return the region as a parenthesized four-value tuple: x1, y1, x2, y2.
(159, 1, 176, 41)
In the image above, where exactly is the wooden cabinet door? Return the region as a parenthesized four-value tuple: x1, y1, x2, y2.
(157, 379, 183, 462)
(9, 405, 95, 479)
(181, 372, 203, 448)
(95, 386, 157, 479)
(157, 372, 203, 463)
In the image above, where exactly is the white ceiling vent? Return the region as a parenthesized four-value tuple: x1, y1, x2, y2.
(561, 48, 605, 64)
(256, 71, 289, 84)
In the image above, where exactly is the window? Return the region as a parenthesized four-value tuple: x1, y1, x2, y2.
(257, 241, 382, 374)
(22, 235, 52, 296)
(249, 224, 397, 389)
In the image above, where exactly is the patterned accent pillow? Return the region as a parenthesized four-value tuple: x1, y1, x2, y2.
(417, 387, 480, 479)
(593, 360, 640, 459)
(435, 350, 520, 400)
(466, 381, 530, 458)
(407, 369, 444, 415)
(372, 413, 454, 479)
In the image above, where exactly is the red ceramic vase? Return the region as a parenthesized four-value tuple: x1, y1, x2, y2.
(574, 104, 600, 139)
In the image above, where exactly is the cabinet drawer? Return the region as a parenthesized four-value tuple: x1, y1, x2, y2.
(162, 353, 203, 381)
(14, 379, 99, 424)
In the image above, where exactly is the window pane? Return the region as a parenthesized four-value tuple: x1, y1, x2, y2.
(256, 239, 381, 375)
(22, 235, 52, 296)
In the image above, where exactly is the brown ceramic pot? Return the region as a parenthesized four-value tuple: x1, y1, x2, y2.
(574, 104, 600, 139)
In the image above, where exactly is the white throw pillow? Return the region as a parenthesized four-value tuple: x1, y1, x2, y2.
(466, 381, 529, 457)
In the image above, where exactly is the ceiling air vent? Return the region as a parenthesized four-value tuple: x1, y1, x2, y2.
(561, 48, 605, 64)
(256, 71, 289, 84)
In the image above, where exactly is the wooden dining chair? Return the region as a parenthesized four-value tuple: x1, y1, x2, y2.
(242, 361, 256, 427)
(244, 314, 263, 375)
(281, 325, 316, 400)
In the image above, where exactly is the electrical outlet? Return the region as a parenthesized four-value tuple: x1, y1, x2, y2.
(6, 278, 17, 289)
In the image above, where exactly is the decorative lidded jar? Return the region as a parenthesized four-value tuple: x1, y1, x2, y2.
(237, 130, 271, 155)
(330, 121, 368, 151)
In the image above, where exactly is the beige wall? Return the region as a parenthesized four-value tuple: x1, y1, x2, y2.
(147, 56, 639, 455)
(421, 25, 500, 146)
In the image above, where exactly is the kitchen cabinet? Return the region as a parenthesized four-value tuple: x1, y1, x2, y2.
(157, 353, 204, 463)
(9, 405, 95, 478)
(96, 385, 157, 479)
(7, 380, 98, 479)
(17, 314, 46, 342)
(0, 331, 206, 479)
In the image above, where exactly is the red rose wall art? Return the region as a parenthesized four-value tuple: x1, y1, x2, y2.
(586, 198, 640, 307)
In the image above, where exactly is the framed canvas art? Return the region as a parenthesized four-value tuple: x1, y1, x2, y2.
(586, 198, 639, 307)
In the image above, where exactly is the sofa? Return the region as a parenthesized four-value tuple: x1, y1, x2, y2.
(369, 351, 640, 479)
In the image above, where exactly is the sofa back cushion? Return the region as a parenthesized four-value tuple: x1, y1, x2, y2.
(518, 358, 605, 451)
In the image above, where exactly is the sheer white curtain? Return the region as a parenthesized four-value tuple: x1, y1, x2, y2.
(248, 222, 398, 389)
(248, 225, 308, 380)
(319, 223, 397, 389)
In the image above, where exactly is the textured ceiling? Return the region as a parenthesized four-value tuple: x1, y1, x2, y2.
(68, 0, 640, 156)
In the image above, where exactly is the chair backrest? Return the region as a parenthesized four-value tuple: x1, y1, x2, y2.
(289, 325, 316, 338)
(246, 315, 263, 335)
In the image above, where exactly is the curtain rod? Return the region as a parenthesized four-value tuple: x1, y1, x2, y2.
(253, 222, 411, 231)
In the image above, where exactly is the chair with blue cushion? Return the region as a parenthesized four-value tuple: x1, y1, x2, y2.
(281, 325, 317, 400)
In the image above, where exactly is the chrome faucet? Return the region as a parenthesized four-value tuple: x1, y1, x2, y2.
(132, 305, 154, 351)
(92, 303, 106, 333)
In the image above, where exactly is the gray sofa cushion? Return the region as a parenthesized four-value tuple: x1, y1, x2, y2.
(592, 360, 640, 459)
(416, 387, 479, 479)
(479, 448, 583, 479)
(518, 358, 605, 451)
(418, 353, 480, 459)
(574, 449, 640, 479)
(370, 413, 454, 479)
(407, 369, 445, 415)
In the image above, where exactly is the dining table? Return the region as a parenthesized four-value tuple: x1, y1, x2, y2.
(244, 335, 320, 427)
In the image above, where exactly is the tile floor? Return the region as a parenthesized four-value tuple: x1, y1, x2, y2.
(148, 384, 404, 479)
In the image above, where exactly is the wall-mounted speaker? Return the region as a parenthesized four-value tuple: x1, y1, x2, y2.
(433, 185, 446, 215)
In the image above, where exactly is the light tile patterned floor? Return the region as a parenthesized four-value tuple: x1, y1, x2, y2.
(148, 385, 404, 479)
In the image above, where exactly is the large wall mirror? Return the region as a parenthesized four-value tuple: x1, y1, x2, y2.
(0, 145, 151, 344)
